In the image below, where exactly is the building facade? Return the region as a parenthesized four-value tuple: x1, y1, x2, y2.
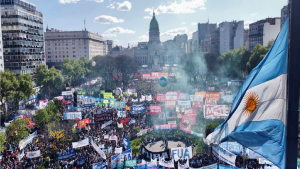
(281, 5, 288, 29)
(197, 22, 217, 47)
(249, 18, 281, 51)
(219, 21, 244, 54)
(0, 16, 3, 71)
(44, 28, 107, 66)
(106, 40, 114, 54)
(1, 0, 45, 74)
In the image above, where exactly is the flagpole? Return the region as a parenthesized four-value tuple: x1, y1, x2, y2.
(286, 0, 300, 168)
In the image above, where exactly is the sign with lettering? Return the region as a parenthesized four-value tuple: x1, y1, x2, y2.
(171, 147, 192, 160)
(156, 94, 166, 102)
(77, 118, 90, 128)
(190, 95, 203, 101)
(63, 112, 82, 120)
(204, 105, 229, 119)
(166, 91, 178, 101)
(27, 150, 41, 159)
(205, 98, 218, 105)
(165, 101, 176, 108)
(149, 105, 162, 114)
(131, 104, 146, 114)
(205, 92, 220, 101)
(94, 112, 113, 123)
(151, 72, 161, 79)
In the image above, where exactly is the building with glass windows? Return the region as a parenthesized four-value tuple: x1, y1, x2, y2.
(0, 0, 45, 75)
(0, 16, 3, 71)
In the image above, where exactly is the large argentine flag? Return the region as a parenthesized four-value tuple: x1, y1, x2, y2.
(207, 20, 288, 168)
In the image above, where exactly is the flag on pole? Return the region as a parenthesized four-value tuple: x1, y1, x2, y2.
(206, 19, 288, 169)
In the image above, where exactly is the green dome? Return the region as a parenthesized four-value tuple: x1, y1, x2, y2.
(150, 13, 159, 30)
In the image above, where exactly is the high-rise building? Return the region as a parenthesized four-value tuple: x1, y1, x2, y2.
(281, 5, 288, 29)
(249, 18, 281, 51)
(0, 16, 3, 71)
(44, 28, 107, 67)
(106, 40, 114, 54)
(1, 0, 45, 75)
(219, 21, 244, 54)
(197, 22, 217, 47)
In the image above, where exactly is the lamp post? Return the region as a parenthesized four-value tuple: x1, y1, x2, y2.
(240, 147, 248, 168)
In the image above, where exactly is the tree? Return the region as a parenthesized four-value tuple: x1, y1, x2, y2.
(205, 123, 220, 137)
(0, 132, 5, 153)
(115, 55, 139, 89)
(5, 119, 28, 143)
(221, 46, 251, 79)
(36, 65, 65, 98)
(93, 55, 117, 91)
(34, 109, 50, 127)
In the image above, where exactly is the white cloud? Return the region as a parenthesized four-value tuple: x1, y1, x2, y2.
(145, 0, 206, 15)
(94, 15, 124, 24)
(139, 35, 149, 42)
(250, 13, 258, 16)
(117, 1, 132, 11)
(191, 22, 197, 25)
(86, 0, 103, 2)
(107, 3, 115, 9)
(244, 21, 255, 29)
(59, 0, 80, 4)
(182, 22, 186, 25)
(102, 27, 135, 37)
(161, 27, 188, 37)
(144, 16, 152, 19)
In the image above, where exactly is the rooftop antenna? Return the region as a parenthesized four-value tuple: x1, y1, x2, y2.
(84, 19, 86, 31)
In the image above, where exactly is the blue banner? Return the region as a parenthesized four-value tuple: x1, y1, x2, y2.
(131, 104, 146, 114)
(76, 156, 86, 166)
(92, 161, 108, 169)
(129, 119, 136, 125)
(19, 131, 37, 150)
(135, 165, 146, 169)
(123, 136, 130, 150)
(57, 149, 76, 160)
(63, 112, 82, 120)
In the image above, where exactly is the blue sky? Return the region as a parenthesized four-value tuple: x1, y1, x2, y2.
(30, 0, 287, 47)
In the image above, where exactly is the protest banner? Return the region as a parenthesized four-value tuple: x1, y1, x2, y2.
(57, 149, 76, 160)
(142, 74, 151, 79)
(156, 94, 166, 102)
(101, 120, 112, 129)
(205, 98, 218, 105)
(104, 135, 109, 139)
(177, 100, 191, 109)
(171, 146, 193, 160)
(182, 114, 197, 125)
(91, 139, 106, 159)
(137, 128, 152, 136)
(103, 93, 114, 99)
(125, 105, 131, 110)
(160, 72, 169, 77)
(117, 111, 126, 117)
(72, 138, 89, 149)
(26, 150, 41, 159)
(115, 147, 123, 154)
(111, 154, 119, 169)
(125, 159, 137, 167)
(165, 91, 178, 101)
(120, 117, 130, 124)
(184, 108, 197, 115)
(190, 95, 204, 101)
(141, 146, 170, 161)
(117, 122, 123, 128)
(212, 146, 237, 167)
(180, 122, 192, 133)
(178, 93, 189, 100)
(204, 105, 230, 119)
(19, 131, 37, 150)
(168, 121, 176, 125)
(62, 91, 73, 96)
(131, 104, 146, 114)
(129, 119, 136, 125)
(77, 118, 90, 129)
(154, 124, 177, 130)
(149, 105, 162, 114)
(92, 161, 108, 169)
(82, 97, 95, 107)
(114, 101, 126, 109)
(192, 101, 204, 108)
(63, 112, 82, 120)
(205, 92, 220, 101)
(151, 72, 161, 79)
(123, 136, 130, 150)
(165, 101, 176, 108)
(109, 135, 118, 141)
(94, 112, 113, 123)
(195, 91, 206, 98)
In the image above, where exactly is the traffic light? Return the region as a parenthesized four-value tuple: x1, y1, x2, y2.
(73, 91, 77, 107)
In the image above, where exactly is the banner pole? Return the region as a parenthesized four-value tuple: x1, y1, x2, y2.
(286, 0, 300, 168)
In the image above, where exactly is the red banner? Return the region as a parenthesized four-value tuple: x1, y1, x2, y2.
(120, 117, 130, 124)
(77, 118, 90, 128)
(180, 122, 191, 133)
(165, 101, 176, 108)
(192, 101, 204, 108)
(205, 92, 220, 101)
(195, 91, 206, 98)
(182, 114, 197, 125)
(204, 105, 229, 119)
(151, 72, 161, 79)
(142, 74, 151, 79)
(160, 72, 169, 77)
(184, 108, 198, 115)
(205, 98, 218, 105)
(149, 105, 162, 114)
(156, 94, 166, 102)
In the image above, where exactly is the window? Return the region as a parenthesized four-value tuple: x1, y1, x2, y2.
(56, 56, 57, 58)
(72, 47, 75, 49)
(48, 56, 51, 58)
(73, 51, 76, 53)
(48, 52, 51, 54)
(73, 55, 76, 58)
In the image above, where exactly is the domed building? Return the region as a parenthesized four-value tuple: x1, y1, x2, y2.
(148, 11, 162, 70)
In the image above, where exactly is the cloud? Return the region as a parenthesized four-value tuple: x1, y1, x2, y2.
(250, 13, 258, 16)
(102, 27, 135, 37)
(139, 35, 149, 42)
(144, 16, 152, 19)
(244, 21, 255, 29)
(117, 1, 132, 11)
(94, 15, 124, 24)
(59, 0, 80, 4)
(161, 27, 188, 37)
(107, 3, 115, 9)
(182, 22, 186, 25)
(191, 22, 197, 25)
(145, 0, 206, 15)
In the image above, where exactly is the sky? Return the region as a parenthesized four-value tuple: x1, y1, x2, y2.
(29, 0, 287, 47)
